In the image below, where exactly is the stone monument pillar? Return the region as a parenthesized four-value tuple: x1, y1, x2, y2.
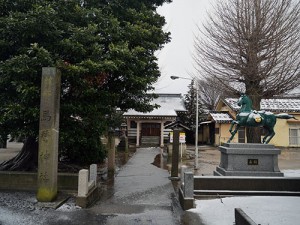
(37, 67, 61, 202)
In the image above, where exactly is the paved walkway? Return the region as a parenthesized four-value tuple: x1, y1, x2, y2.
(89, 147, 182, 224)
(1, 147, 204, 225)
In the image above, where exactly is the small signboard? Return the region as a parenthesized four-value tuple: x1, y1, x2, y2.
(169, 131, 173, 143)
(248, 159, 258, 165)
(179, 132, 186, 143)
(169, 131, 186, 144)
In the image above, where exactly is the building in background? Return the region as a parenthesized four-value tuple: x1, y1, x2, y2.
(200, 98, 300, 147)
(123, 94, 186, 147)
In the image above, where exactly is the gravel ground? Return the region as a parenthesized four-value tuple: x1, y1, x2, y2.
(0, 191, 86, 225)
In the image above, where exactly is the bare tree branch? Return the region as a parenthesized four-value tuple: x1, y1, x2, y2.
(194, 0, 300, 142)
(194, 0, 300, 99)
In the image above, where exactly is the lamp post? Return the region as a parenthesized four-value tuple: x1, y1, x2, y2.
(170, 76, 199, 169)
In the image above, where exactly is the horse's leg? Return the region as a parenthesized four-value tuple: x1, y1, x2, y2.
(262, 127, 269, 144)
(227, 121, 235, 143)
(229, 121, 235, 134)
(265, 128, 275, 144)
(227, 123, 240, 143)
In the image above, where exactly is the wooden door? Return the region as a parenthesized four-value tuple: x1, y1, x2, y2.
(141, 123, 160, 136)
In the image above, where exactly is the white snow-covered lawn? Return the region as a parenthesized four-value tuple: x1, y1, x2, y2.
(283, 169, 300, 177)
(190, 170, 300, 225)
(190, 196, 300, 225)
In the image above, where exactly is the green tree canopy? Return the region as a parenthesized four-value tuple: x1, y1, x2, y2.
(0, 0, 171, 166)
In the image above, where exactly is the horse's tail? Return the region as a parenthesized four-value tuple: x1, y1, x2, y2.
(275, 113, 298, 120)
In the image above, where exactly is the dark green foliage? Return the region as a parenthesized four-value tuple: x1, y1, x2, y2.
(180, 80, 205, 130)
(0, 0, 171, 166)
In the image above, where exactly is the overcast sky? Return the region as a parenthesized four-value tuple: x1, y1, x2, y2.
(154, 0, 215, 95)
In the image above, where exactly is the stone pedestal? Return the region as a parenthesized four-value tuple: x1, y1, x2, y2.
(214, 143, 283, 177)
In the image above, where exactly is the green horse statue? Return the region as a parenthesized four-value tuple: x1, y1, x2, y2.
(227, 94, 297, 144)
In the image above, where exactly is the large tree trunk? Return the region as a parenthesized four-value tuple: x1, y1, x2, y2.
(246, 127, 261, 143)
(246, 94, 262, 143)
(0, 136, 38, 171)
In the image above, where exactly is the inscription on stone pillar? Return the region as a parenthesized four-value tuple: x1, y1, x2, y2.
(37, 67, 61, 202)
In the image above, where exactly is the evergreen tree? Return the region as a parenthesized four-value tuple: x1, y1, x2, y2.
(0, 0, 171, 169)
(181, 80, 205, 130)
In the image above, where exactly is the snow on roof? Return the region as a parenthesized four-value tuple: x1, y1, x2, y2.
(261, 98, 300, 112)
(210, 112, 233, 123)
(123, 94, 186, 118)
(225, 98, 240, 111)
(165, 121, 190, 130)
(225, 98, 300, 112)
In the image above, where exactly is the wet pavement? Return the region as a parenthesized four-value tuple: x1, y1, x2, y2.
(90, 147, 183, 225)
(0, 143, 299, 224)
(0, 147, 203, 225)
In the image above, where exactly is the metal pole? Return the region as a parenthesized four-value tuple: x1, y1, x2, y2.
(170, 75, 199, 169)
(195, 79, 199, 169)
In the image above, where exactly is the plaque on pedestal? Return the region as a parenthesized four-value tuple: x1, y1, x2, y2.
(214, 143, 283, 177)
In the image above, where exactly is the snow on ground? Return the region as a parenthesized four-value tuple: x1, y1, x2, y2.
(190, 196, 300, 225)
(190, 170, 300, 225)
(283, 169, 300, 177)
(56, 199, 81, 212)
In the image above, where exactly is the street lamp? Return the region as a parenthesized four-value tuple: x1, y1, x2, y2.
(170, 76, 199, 169)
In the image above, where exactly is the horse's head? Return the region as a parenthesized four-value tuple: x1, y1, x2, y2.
(237, 94, 252, 112)
(237, 94, 247, 106)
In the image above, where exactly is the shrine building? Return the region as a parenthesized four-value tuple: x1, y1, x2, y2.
(123, 93, 186, 147)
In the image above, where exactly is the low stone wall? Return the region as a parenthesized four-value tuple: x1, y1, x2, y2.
(194, 176, 300, 194)
(178, 170, 194, 210)
(235, 208, 258, 225)
(76, 185, 101, 208)
(0, 171, 78, 191)
(179, 172, 300, 210)
(76, 164, 101, 208)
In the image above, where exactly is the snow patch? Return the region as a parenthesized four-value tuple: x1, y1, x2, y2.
(283, 169, 300, 177)
(190, 196, 300, 225)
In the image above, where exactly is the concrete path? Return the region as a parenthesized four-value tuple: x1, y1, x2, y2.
(90, 147, 182, 225)
(1, 147, 203, 225)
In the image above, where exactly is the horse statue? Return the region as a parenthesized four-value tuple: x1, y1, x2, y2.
(227, 94, 297, 144)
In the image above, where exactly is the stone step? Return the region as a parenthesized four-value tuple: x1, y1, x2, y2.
(141, 136, 160, 147)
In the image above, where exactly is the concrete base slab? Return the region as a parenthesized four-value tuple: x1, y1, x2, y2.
(169, 176, 180, 181)
(76, 186, 101, 208)
(179, 188, 194, 210)
(215, 143, 283, 177)
(37, 194, 69, 209)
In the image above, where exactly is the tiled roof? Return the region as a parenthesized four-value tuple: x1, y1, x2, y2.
(225, 98, 240, 111)
(210, 112, 233, 123)
(261, 99, 300, 112)
(123, 93, 186, 118)
(165, 121, 190, 130)
(225, 98, 300, 112)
